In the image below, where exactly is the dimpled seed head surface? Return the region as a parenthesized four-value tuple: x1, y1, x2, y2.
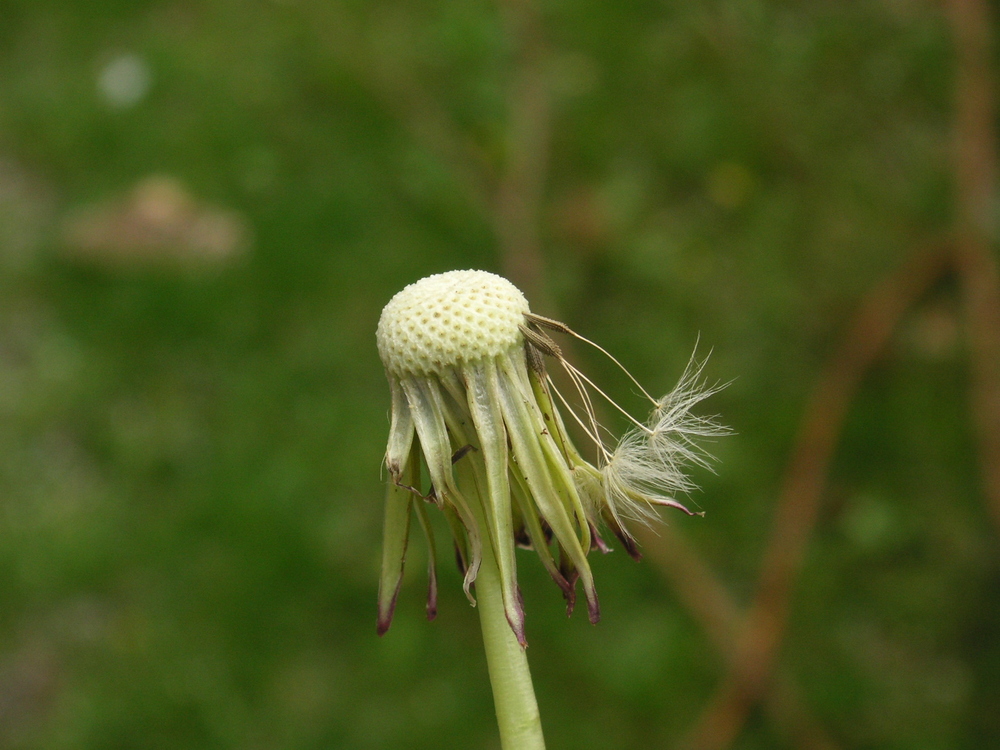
(377, 270, 530, 377)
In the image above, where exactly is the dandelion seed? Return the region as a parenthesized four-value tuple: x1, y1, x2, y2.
(376, 270, 726, 644)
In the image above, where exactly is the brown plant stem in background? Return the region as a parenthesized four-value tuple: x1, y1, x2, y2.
(678, 245, 952, 750)
(639, 525, 840, 750)
(677, 2, 1000, 747)
(495, 0, 552, 305)
(945, 0, 1000, 536)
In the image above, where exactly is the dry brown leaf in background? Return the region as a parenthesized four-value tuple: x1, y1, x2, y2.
(60, 175, 249, 267)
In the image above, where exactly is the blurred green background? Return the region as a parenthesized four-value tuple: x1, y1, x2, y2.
(1, 1, 998, 748)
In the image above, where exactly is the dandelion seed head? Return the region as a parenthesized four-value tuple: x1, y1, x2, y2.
(377, 269, 529, 377)
(376, 269, 726, 640)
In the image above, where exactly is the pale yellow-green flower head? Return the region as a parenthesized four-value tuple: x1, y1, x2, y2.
(378, 270, 529, 378)
(376, 270, 724, 646)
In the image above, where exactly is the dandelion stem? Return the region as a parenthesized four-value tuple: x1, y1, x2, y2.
(464, 463, 546, 749)
(476, 533, 546, 749)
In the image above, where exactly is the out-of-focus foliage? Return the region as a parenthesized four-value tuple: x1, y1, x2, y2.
(0, 1, 997, 748)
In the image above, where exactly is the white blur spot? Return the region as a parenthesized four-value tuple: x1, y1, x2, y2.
(98, 54, 152, 108)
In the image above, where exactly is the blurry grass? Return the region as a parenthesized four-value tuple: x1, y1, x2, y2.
(0, 0, 997, 748)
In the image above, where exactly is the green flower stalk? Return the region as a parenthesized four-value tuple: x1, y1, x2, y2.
(375, 269, 725, 747)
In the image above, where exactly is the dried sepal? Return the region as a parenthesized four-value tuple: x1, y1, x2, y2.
(412, 498, 438, 621)
(377, 442, 419, 636)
